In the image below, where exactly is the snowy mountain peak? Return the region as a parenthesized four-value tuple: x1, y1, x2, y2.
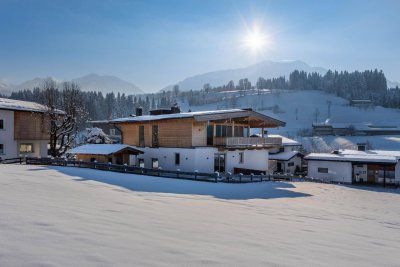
(162, 60, 328, 92)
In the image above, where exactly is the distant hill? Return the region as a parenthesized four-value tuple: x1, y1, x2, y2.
(0, 74, 144, 96)
(71, 74, 143, 95)
(162, 60, 328, 91)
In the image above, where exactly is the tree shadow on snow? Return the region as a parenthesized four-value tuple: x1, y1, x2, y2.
(48, 166, 312, 200)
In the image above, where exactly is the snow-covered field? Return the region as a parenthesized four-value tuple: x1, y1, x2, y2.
(179, 90, 400, 151)
(1, 165, 400, 266)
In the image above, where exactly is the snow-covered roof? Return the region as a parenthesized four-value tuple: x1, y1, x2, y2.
(268, 134, 300, 146)
(269, 151, 302, 161)
(0, 97, 48, 113)
(305, 149, 400, 164)
(67, 144, 143, 155)
(110, 109, 286, 127)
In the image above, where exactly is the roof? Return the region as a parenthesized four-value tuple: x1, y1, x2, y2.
(111, 109, 286, 128)
(305, 149, 400, 164)
(268, 134, 300, 146)
(0, 97, 48, 113)
(269, 151, 302, 161)
(67, 144, 143, 155)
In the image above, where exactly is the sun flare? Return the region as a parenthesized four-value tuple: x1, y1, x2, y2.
(242, 26, 270, 53)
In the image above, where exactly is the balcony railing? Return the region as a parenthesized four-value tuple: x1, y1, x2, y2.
(213, 137, 282, 148)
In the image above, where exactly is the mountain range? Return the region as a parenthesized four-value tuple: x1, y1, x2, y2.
(162, 60, 328, 91)
(0, 74, 144, 96)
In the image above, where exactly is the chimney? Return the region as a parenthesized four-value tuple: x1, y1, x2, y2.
(170, 105, 181, 114)
(357, 143, 367, 151)
(136, 107, 143, 116)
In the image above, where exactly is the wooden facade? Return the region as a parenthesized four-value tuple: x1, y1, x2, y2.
(14, 111, 49, 140)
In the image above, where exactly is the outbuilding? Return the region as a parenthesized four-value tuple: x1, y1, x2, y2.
(305, 149, 400, 185)
(67, 144, 143, 165)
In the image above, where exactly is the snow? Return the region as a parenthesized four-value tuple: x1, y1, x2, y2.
(67, 144, 142, 155)
(0, 97, 48, 113)
(306, 149, 400, 163)
(269, 151, 301, 161)
(268, 134, 300, 146)
(110, 109, 244, 123)
(78, 127, 112, 144)
(1, 164, 400, 266)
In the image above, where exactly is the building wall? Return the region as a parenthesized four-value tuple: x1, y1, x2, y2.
(14, 111, 49, 140)
(120, 118, 193, 148)
(17, 140, 48, 158)
(353, 164, 368, 182)
(136, 147, 269, 174)
(307, 160, 353, 183)
(396, 162, 400, 182)
(225, 149, 269, 173)
(192, 122, 207, 147)
(0, 110, 18, 159)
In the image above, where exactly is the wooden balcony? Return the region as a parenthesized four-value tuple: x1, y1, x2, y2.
(213, 137, 282, 148)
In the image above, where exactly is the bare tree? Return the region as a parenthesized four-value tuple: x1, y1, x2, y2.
(41, 78, 84, 157)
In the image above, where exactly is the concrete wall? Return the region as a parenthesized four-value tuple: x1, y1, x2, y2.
(307, 160, 353, 183)
(136, 147, 270, 174)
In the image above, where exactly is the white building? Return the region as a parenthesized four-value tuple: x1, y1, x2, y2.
(111, 107, 286, 174)
(305, 149, 400, 185)
(268, 135, 303, 174)
(0, 98, 50, 160)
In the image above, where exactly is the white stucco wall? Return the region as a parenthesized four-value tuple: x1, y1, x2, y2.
(307, 160, 353, 183)
(17, 140, 48, 158)
(225, 149, 269, 173)
(136, 147, 270, 174)
(0, 110, 18, 159)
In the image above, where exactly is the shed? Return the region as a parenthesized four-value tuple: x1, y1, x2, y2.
(67, 144, 143, 165)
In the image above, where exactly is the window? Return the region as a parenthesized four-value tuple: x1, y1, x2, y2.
(138, 158, 144, 168)
(109, 129, 116, 136)
(0, 144, 4, 154)
(318, 167, 328, 173)
(175, 153, 180, 165)
(239, 152, 244, 164)
(138, 125, 145, 147)
(152, 158, 159, 169)
(207, 125, 214, 145)
(0, 119, 4, 130)
(152, 125, 159, 147)
(19, 143, 34, 153)
(288, 162, 294, 167)
(234, 126, 244, 137)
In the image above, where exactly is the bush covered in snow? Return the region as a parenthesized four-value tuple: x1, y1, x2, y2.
(79, 127, 112, 144)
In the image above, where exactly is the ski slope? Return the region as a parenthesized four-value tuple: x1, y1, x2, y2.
(1, 165, 399, 266)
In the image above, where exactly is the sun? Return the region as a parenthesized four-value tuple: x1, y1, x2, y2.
(242, 26, 270, 53)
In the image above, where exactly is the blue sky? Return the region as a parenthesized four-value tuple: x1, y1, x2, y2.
(0, 0, 399, 91)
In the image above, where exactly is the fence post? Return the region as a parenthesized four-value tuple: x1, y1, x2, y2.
(227, 172, 232, 183)
(176, 169, 180, 178)
(124, 163, 127, 173)
(194, 170, 198, 180)
(239, 173, 243, 183)
(261, 173, 265, 182)
(214, 171, 219, 183)
(250, 173, 254, 182)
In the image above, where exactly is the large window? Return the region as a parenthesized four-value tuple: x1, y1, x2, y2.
(0, 144, 4, 154)
(318, 167, 328, 173)
(109, 129, 116, 136)
(152, 125, 159, 147)
(19, 143, 34, 153)
(138, 158, 144, 168)
(138, 125, 145, 147)
(0, 119, 4, 130)
(215, 125, 233, 137)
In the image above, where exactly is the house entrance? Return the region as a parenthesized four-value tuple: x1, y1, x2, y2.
(214, 153, 226, 173)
